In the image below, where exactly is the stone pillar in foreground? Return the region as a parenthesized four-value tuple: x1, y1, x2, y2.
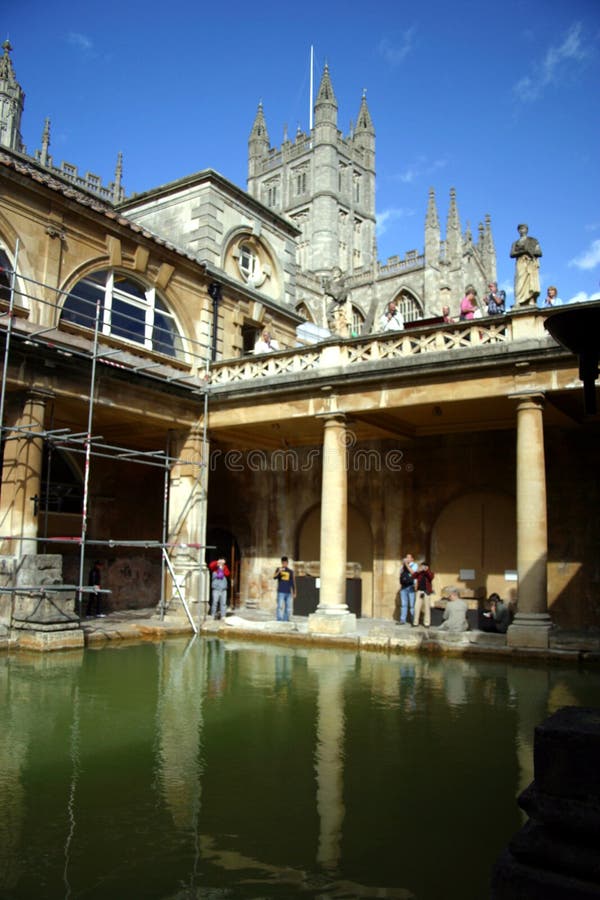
(167, 426, 205, 620)
(0, 391, 48, 558)
(491, 706, 600, 898)
(308, 413, 356, 635)
(508, 393, 552, 649)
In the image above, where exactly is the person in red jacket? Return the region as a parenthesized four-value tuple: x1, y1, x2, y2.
(413, 561, 435, 628)
(209, 558, 230, 619)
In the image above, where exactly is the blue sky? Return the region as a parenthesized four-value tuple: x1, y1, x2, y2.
(4, 0, 600, 304)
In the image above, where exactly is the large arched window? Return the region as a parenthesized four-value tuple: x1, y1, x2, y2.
(61, 270, 182, 358)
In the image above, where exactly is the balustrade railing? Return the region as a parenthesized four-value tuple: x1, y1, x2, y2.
(210, 316, 520, 387)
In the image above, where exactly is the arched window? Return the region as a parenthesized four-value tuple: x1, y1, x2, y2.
(0, 248, 12, 303)
(351, 305, 365, 337)
(394, 291, 423, 324)
(61, 270, 182, 358)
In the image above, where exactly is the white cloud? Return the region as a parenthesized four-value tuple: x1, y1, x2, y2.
(396, 156, 447, 184)
(566, 291, 600, 303)
(378, 28, 416, 66)
(513, 22, 589, 102)
(67, 32, 93, 53)
(568, 239, 600, 270)
(376, 207, 416, 237)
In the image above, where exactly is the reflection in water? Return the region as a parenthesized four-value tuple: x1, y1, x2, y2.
(63, 685, 80, 900)
(309, 651, 354, 872)
(1, 641, 599, 900)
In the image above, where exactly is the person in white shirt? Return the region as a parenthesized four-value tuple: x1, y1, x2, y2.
(379, 300, 404, 332)
(253, 328, 280, 354)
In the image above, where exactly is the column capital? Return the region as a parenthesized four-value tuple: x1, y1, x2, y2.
(509, 391, 545, 411)
(316, 410, 347, 424)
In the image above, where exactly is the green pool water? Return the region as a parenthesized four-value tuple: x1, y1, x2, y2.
(1, 638, 599, 899)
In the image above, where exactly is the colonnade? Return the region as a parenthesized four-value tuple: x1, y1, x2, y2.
(310, 392, 552, 647)
(0, 390, 553, 646)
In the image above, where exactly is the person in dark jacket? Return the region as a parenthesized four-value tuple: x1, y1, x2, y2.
(479, 592, 510, 633)
(413, 561, 435, 627)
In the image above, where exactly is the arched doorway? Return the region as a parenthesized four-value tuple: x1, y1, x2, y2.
(206, 527, 241, 609)
(296, 503, 374, 616)
(431, 491, 517, 602)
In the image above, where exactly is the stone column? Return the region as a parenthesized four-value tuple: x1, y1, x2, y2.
(0, 391, 47, 558)
(508, 393, 552, 649)
(167, 426, 205, 619)
(308, 413, 356, 634)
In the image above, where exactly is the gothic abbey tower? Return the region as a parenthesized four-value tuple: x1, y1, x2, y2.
(248, 64, 376, 277)
(247, 64, 497, 329)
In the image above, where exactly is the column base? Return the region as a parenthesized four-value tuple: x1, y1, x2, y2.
(507, 613, 553, 649)
(308, 609, 357, 635)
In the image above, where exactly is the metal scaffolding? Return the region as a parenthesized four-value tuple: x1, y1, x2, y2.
(0, 242, 213, 633)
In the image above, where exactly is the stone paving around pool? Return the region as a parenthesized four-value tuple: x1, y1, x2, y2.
(70, 605, 600, 664)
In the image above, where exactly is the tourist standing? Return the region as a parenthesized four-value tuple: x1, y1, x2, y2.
(86, 560, 104, 617)
(274, 556, 295, 622)
(413, 561, 435, 628)
(209, 558, 230, 619)
(543, 285, 562, 307)
(253, 328, 279, 354)
(485, 282, 506, 315)
(459, 289, 478, 320)
(398, 553, 418, 624)
(379, 300, 404, 332)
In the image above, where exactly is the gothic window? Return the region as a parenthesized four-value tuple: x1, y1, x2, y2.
(293, 169, 307, 197)
(61, 269, 183, 358)
(351, 306, 365, 337)
(265, 180, 279, 208)
(394, 291, 423, 323)
(353, 173, 361, 203)
(296, 302, 313, 322)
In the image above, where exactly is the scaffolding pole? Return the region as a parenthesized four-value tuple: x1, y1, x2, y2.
(0, 260, 211, 626)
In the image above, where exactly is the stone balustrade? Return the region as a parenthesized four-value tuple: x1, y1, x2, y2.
(210, 311, 549, 388)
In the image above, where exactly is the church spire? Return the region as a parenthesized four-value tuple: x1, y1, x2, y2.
(249, 100, 269, 146)
(445, 187, 462, 261)
(112, 151, 124, 203)
(0, 40, 25, 153)
(425, 187, 440, 263)
(355, 89, 374, 136)
(314, 63, 338, 126)
(353, 88, 374, 157)
(39, 117, 51, 167)
(248, 101, 270, 194)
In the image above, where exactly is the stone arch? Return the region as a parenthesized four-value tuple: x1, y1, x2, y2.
(391, 287, 423, 324)
(0, 231, 32, 312)
(59, 267, 185, 360)
(430, 490, 517, 602)
(296, 502, 374, 616)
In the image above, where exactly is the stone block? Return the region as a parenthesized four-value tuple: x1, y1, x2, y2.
(12, 592, 78, 626)
(308, 611, 357, 635)
(15, 628, 84, 652)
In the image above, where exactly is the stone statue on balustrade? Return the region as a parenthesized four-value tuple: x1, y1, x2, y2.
(510, 224, 542, 306)
(323, 267, 351, 338)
